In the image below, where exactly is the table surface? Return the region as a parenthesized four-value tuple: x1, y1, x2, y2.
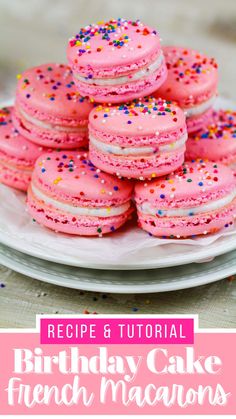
(0, 0, 236, 328)
(0, 264, 236, 328)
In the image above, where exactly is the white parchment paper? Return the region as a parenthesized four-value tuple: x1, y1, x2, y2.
(0, 184, 236, 268)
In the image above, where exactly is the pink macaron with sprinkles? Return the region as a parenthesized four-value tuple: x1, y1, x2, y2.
(186, 109, 236, 173)
(0, 106, 47, 192)
(13, 63, 94, 149)
(89, 97, 188, 179)
(67, 18, 167, 103)
(27, 151, 133, 236)
(154, 46, 218, 133)
(135, 161, 236, 238)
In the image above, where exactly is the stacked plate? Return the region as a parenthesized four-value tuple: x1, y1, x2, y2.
(0, 98, 236, 293)
(1, 177, 236, 295)
(0, 240, 236, 293)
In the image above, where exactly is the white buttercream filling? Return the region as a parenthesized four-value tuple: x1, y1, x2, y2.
(184, 96, 216, 118)
(90, 133, 188, 156)
(74, 54, 164, 86)
(31, 183, 130, 217)
(138, 189, 236, 217)
(19, 107, 87, 133)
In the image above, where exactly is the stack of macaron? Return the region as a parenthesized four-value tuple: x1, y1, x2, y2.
(1, 17, 236, 238)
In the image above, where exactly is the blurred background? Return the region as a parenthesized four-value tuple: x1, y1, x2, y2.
(0, 0, 235, 101)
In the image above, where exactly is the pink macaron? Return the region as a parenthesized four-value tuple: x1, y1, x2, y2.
(27, 151, 133, 236)
(0, 106, 47, 191)
(89, 97, 188, 179)
(67, 18, 167, 103)
(135, 161, 236, 238)
(186, 109, 236, 173)
(13, 63, 94, 149)
(154, 46, 218, 133)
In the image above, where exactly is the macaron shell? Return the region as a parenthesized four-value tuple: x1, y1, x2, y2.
(73, 62, 167, 104)
(0, 107, 45, 163)
(89, 97, 186, 137)
(137, 199, 236, 238)
(186, 107, 214, 134)
(135, 161, 236, 238)
(186, 110, 236, 162)
(0, 106, 47, 191)
(135, 161, 236, 208)
(12, 109, 88, 149)
(187, 140, 236, 164)
(89, 144, 185, 179)
(27, 185, 133, 236)
(0, 163, 32, 192)
(32, 151, 133, 206)
(16, 63, 94, 120)
(154, 46, 218, 107)
(67, 19, 161, 74)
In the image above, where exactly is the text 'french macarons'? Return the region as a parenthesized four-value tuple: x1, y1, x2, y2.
(27, 151, 134, 236)
(67, 18, 167, 103)
(13, 63, 94, 149)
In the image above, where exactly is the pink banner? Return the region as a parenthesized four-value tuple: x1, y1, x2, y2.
(0, 316, 235, 415)
(40, 317, 194, 344)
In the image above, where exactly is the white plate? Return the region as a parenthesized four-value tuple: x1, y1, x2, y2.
(1, 213, 236, 270)
(0, 242, 236, 293)
(0, 97, 236, 270)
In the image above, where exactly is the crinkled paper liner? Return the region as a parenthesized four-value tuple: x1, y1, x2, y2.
(0, 184, 236, 268)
